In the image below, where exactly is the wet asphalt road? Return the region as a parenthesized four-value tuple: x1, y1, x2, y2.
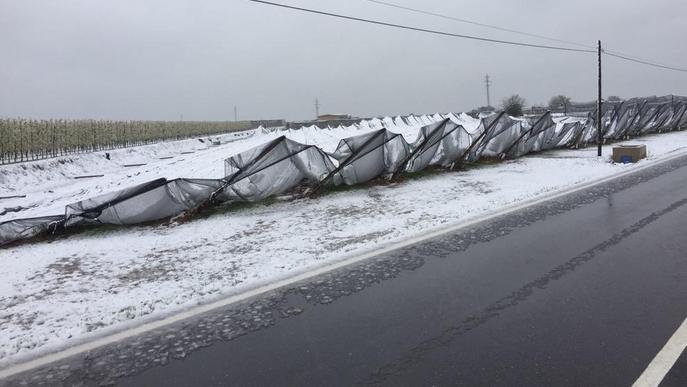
(5, 154, 687, 387)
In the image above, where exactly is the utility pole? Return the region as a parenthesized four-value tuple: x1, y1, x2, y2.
(485, 74, 492, 108)
(234, 105, 238, 121)
(597, 40, 603, 157)
(315, 98, 320, 119)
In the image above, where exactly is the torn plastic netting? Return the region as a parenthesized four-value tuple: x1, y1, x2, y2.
(573, 115, 597, 148)
(533, 114, 560, 152)
(326, 129, 410, 185)
(219, 136, 335, 201)
(647, 104, 675, 133)
(467, 113, 521, 161)
(621, 100, 650, 138)
(677, 104, 687, 130)
(553, 97, 687, 148)
(543, 117, 584, 149)
(668, 103, 687, 131)
(567, 120, 589, 148)
(632, 103, 664, 136)
(0, 215, 65, 246)
(606, 101, 638, 140)
(405, 119, 471, 172)
(65, 178, 222, 226)
(504, 112, 558, 158)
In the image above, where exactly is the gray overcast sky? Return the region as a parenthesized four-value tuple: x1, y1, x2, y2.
(1, 0, 686, 121)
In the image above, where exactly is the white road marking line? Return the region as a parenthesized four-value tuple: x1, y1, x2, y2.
(634, 318, 687, 387)
(1, 149, 687, 380)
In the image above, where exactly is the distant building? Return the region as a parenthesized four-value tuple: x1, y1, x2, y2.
(527, 105, 549, 115)
(317, 114, 352, 121)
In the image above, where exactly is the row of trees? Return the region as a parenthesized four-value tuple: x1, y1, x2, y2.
(479, 94, 625, 117)
(0, 118, 253, 164)
(467, 95, 529, 117)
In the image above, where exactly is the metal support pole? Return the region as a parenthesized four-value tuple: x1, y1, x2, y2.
(485, 74, 491, 107)
(597, 40, 603, 157)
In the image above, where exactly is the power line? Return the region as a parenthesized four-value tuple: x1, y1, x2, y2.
(364, 0, 594, 50)
(249, 1, 687, 73)
(364, 0, 687, 73)
(247, 0, 595, 53)
(603, 51, 687, 73)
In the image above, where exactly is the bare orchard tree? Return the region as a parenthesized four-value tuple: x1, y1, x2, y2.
(548, 94, 572, 114)
(502, 94, 526, 117)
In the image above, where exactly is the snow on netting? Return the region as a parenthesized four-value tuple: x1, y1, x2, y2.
(2, 95, 687, 247)
(605, 102, 639, 140)
(554, 121, 584, 148)
(328, 129, 410, 185)
(406, 119, 472, 172)
(219, 136, 335, 201)
(504, 112, 559, 158)
(467, 113, 520, 161)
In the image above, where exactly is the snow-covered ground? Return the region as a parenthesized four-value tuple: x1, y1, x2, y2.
(0, 115, 461, 220)
(0, 130, 258, 218)
(1, 121, 687, 367)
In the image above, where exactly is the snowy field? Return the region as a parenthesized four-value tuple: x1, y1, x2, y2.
(1, 120, 687, 366)
(0, 115, 450, 219)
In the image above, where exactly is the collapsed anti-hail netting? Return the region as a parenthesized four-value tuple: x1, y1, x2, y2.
(503, 112, 558, 158)
(605, 102, 641, 140)
(466, 112, 520, 161)
(556, 121, 585, 148)
(219, 136, 335, 201)
(3, 96, 687, 247)
(326, 128, 410, 185)
(0, 215, 65, 247)
(405, 118, 472, 173)
(575, 114, 598, 148)
(64, 178, 222, 226)
(601, 97, 687, 139)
